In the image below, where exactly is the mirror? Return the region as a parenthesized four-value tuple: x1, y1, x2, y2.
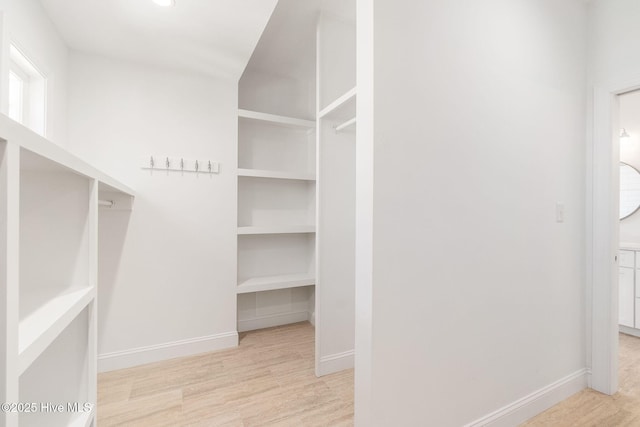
(620, 162, 640, 220)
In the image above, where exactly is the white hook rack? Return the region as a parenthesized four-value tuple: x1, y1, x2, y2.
(141, 156, 220, 174)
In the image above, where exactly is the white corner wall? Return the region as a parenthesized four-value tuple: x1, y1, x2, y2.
(67, 53, 238, 371)
(356, 1, 588, 425)
(0, 0, 69, 146)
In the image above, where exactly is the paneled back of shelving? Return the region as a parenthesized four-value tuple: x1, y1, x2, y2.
(237, 286, 314, 332)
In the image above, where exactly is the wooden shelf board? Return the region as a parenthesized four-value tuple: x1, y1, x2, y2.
(18, 286, 95, 375)
(237, 225, 316, 235)
(238, 109, 315, 129)
(237, 273, 315, 294)
(319, 87, 357, 121)
(237, 168, 316, 181)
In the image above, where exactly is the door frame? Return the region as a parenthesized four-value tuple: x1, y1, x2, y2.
(589, 79, 640, 394)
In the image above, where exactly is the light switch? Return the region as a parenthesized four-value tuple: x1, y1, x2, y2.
(556, 202, 565, 223)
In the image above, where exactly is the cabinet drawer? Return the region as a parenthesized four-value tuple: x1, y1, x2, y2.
(620, 250, 635, 268)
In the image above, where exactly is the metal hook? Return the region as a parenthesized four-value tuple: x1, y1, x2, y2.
(208, 161, 212, 173)
(195, 160, 199, 172)
(180, 158, 184, 170)
(150, 156, 155, 168)
(166, 157, 170, 169)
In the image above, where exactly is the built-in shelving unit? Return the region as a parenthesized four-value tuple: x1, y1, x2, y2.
(0, 113, 134, 427)
(236, 108, 316, 330)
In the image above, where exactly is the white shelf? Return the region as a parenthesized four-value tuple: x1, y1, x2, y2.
(237, 168, 316, 181)
(18, 287, 95, 375)
(237, 273, 315, 294)
(0, 114, 135, 197)
(238, 109, 315, 129)
(319, 87, 357, 121)
(237, 225, 316, 235)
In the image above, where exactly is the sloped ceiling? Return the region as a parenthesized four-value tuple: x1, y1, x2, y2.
(38, 0, 278, 80)
(242, 0, 355, 80)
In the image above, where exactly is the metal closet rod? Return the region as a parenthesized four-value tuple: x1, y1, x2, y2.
(335, 117, 356, 133)
(98, 199, 114, 207)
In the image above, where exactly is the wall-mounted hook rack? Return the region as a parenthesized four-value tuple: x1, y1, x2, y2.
(141, 156, 220, 174)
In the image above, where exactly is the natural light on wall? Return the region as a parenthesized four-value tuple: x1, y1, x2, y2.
(8, 44, 46, 136)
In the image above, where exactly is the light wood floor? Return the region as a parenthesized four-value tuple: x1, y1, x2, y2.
(523, 332, 640, 426)
(97, 322, 354, 426)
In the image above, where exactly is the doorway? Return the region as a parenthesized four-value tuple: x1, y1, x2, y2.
(591, 82, 640, 395)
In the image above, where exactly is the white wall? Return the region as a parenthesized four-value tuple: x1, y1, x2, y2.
(239, 68, 314, 119)
(588, 0, 640, 87)
(0, 0, 68, 146)
(356, 1, 588, 425)
(67, 53, 238, 369)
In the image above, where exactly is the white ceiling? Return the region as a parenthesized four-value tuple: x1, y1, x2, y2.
(38, 0, 278, 80)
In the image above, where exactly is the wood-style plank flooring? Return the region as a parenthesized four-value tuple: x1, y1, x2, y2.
(97, 322, 354, 426)
(523, 332, 640, 426)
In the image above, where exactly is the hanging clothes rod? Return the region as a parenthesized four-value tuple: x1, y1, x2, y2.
(99, 199, 115, 208)
(335, 117, 356, 133)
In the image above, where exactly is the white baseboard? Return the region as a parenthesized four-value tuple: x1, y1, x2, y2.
(465, 368, 588, 427)
(98, 331, 238, 372)
(620, 325, 640, 338)
(317, 349, 354, 376)
(238, 310, 309, 332)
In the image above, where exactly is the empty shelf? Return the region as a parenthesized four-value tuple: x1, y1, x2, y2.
(238, 109, 315, 129)
(19, 287, 95, 375)
(237, 225, 316, 235)
(237, 274, 316, 294)
(237, 168, 316, 181)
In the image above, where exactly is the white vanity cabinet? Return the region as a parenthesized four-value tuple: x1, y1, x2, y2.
(619, 246, 640, 335)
